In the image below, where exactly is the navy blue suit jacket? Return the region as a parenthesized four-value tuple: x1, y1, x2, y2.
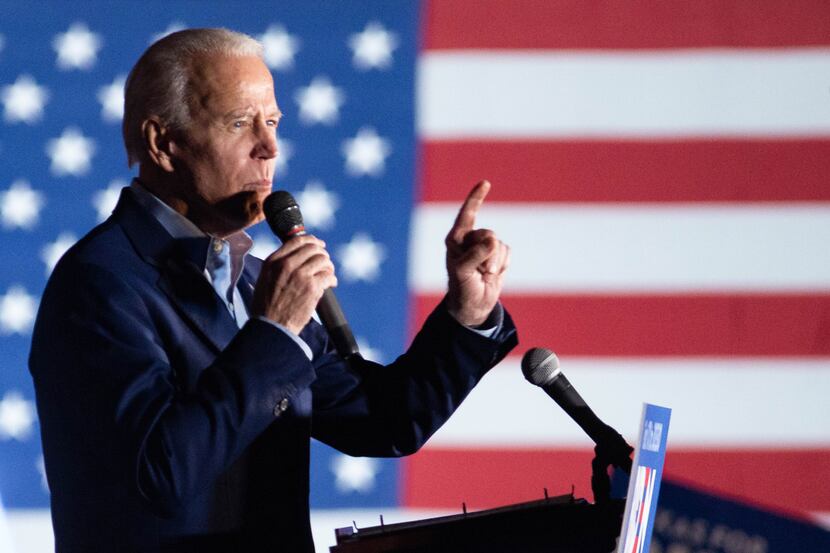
(29, 188, 518, 552)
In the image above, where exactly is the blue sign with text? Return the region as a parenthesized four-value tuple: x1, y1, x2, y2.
(618, 403, 672, 553)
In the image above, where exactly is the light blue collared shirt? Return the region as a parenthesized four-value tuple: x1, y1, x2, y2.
(129, 180, 314, 359)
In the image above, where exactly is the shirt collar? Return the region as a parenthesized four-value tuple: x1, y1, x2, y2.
(129, 179, 253, 271)
(130, 179, 205, 240)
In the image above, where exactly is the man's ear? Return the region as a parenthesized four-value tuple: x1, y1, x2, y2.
(141, 118, 178, 173)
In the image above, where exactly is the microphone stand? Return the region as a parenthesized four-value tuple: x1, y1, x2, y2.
(589, 423, 634, 504)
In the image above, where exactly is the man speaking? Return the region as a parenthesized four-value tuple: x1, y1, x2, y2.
(29, 28, 517, 552)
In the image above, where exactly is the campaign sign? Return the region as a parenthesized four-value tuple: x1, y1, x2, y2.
(652, 480, 830, 553)
(617, 403, 672, 553)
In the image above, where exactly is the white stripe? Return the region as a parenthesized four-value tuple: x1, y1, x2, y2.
(3, 510, 51, 553)
(418, 49, 830, 138)
(0, 496, 17, 553)
(427, 357, 830, 447)
(409, 203, 830, 292)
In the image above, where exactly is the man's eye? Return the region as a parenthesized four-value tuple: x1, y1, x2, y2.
(233, 120, 248, 128)
(266, 119, 278, 127)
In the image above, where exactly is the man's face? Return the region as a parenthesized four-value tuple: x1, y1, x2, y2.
(170, 54, 280, 236)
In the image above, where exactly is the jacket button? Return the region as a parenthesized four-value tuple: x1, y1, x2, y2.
(274, 398, 290, 416)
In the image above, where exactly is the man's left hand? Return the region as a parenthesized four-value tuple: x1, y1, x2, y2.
(445, 180, 510, 327)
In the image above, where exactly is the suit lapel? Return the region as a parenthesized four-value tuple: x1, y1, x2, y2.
(114, 187, 240, 353)
(157, 256, 240, 353)
(238, 255, 262, 311)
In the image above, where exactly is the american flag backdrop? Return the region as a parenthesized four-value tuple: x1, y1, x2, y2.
(0, 1, 829, 551)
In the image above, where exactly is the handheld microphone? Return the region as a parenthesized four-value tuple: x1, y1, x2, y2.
(263, 191, 361, 360)
(521, 347, 632, 469)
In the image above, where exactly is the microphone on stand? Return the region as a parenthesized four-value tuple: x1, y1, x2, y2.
(521, 347, 632, 471)
(263, 191, 361, 360)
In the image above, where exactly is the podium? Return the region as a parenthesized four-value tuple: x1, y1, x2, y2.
(330, 493, 624, 553)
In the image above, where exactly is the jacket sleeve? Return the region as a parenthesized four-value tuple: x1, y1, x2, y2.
(29, 261, 315, 518)
(309, 298, 518, 457)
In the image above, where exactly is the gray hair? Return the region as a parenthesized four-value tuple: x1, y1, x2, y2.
(122, 28, 264, 167)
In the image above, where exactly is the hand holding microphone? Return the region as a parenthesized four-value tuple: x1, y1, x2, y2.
(253, 191, 360, 359)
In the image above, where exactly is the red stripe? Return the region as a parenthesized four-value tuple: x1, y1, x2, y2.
(424, 0, 830, 50)
(412, 294, 830, 356)
(419, 140, 830, 203)
(401, 447, 830, 516)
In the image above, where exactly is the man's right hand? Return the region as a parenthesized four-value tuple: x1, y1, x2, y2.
(251, 235, 337, 335)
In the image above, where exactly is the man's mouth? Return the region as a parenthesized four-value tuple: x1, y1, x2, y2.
(242, 179, 273, 192)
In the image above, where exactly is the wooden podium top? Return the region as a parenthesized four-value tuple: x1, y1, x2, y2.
(330, 494, 624, 553)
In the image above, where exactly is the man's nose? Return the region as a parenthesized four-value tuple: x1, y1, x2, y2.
(253, 122, 278, 159)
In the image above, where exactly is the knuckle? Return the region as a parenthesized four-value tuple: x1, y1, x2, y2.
(302, 280, 317, 295)
(296, 265, 314, 281)
(281, 256, 300, 273)
(480, 230, 497, 242)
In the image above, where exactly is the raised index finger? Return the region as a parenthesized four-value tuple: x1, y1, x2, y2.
(449, 180, 491, 244)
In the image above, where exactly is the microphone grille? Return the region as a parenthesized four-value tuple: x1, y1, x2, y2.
(263, 190, 304, 240)
(521, 348, 560, 386)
